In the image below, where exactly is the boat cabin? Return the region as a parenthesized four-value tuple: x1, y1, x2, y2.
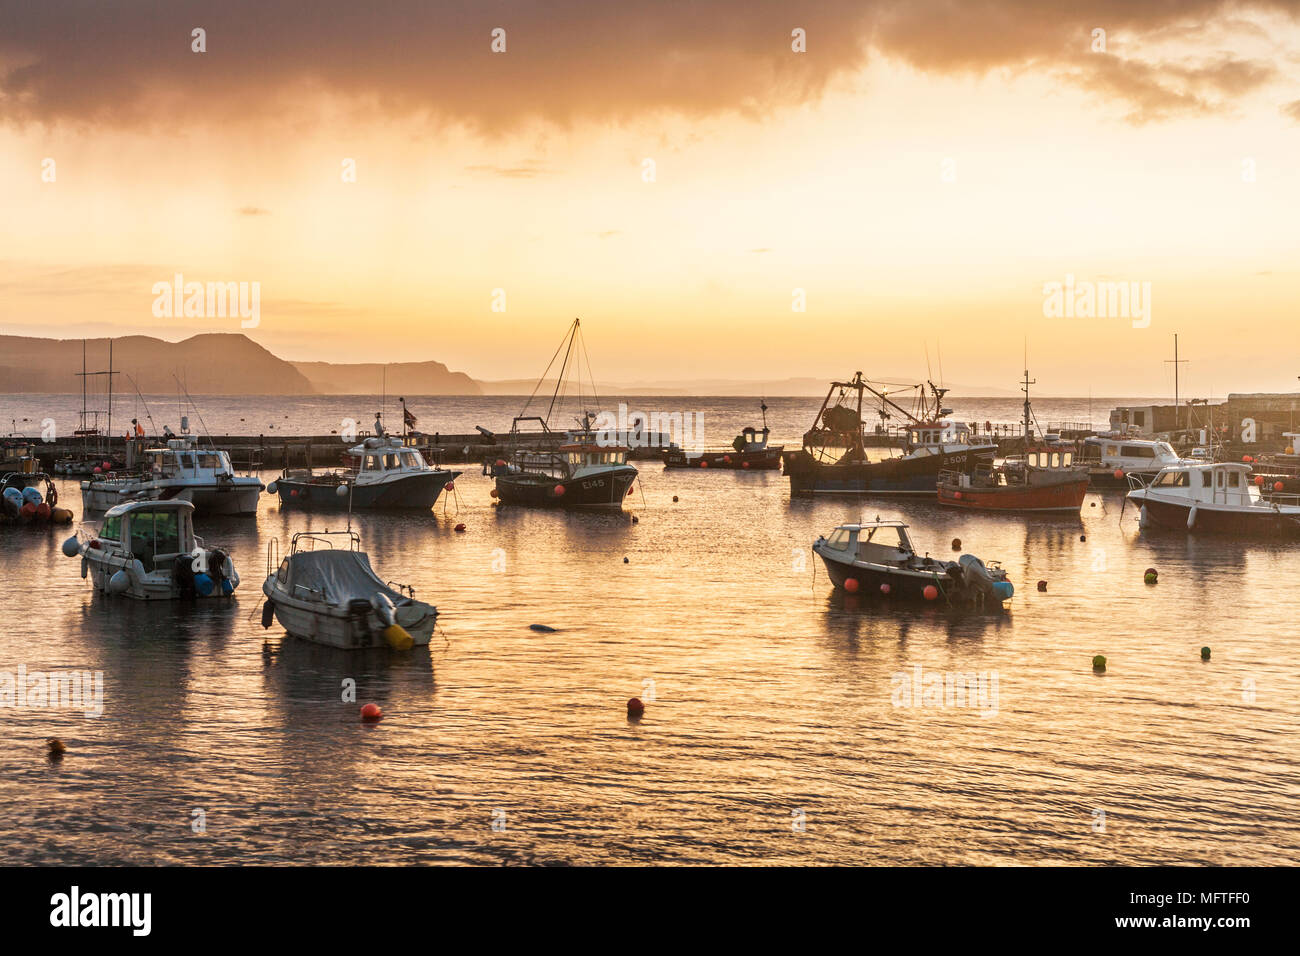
(736, 427, 771, 452)
(820, 520, 916, 564)
(907, 420, 975, 454)
(558, 442, 629, 476)
(348, 440, 431, 479)
(94, 500, 197, 574)
(148, 438, 235, 478)
(1082, 436, 1181, 470)
(1145, 462, 1264, 506)
(1024, 446, 1075, 469)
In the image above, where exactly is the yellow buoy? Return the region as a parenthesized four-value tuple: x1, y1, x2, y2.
(383, 624, 414, 651)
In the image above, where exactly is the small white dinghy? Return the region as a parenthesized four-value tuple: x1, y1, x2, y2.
(63, 499, 240, 600)
(261, 531, 437, 650)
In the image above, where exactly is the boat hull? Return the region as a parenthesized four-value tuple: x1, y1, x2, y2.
(784, 446, 995, 496)
(1137, 495, 1300, 538)
(663, 448, 782, 470)
(275, 470, 458, 510)
(495, 467, 638, 508)
(82, 479, 263, 515)
(262, 589, 436, 649)
(937, 477, 1090, 513)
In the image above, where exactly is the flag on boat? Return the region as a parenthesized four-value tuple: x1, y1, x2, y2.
(403, 406, 418, 428)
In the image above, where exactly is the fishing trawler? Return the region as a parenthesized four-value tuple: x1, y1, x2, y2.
(269, 435, 459, 510)
(61, 499, 240, 600)
(487, 319, 639, 509)
(80, 431, 263, 515)
(783, 373, 996, 496)
(663, 402, 783, 470)
(1126, 461, 1300, 538)
(937, 371, 1090, 513)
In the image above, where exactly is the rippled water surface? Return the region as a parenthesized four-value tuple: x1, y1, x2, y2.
(2, 397, 1298, 865)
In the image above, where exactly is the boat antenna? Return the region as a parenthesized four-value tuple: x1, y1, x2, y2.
(1021, 367, 1037, 447)
(171, 374, 216, 449)
(760, 398, 769, 431)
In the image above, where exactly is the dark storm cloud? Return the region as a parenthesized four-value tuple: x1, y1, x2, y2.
(0, 0, 1295, 129)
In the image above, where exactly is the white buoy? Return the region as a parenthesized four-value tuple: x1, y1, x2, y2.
(1187, 504, 1198, 530)
(335, 484, 349, 497)
(61, 535, 81, 557)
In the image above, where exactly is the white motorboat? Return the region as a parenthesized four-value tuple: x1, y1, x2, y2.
(62, 499, 240, 600)
(1079, 435, 1190, 487)
(81, 434, 263, 515)
(1126, 461, 1300, 538)
(269, 435, 459, 510)
(261, 530, 438, 650)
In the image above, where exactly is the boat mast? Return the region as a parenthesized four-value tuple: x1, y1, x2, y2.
(107, 338, 113, 444)
(1021, 367, 1036, 450)
(544, 318, 580, 427)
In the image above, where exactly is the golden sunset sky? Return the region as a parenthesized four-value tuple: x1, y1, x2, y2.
(2, 1, 1299, 394)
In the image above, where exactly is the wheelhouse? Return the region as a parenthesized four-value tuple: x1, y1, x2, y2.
(820, 520, 916, 563)
(1147, 462, 1259, 506)
(558, 443, 629, 470)
(908, 420, 973, 451)
(96, 501, 197, 574)
(1025, 447, 1074, 469)
(148, 439, 233, 477)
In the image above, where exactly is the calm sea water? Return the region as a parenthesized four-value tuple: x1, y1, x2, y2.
(1, 395, 1297, 865)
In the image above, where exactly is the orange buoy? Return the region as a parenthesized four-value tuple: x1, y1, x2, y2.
(951, 538, 961, 550)
(1112, 468, 1124, 480)
(672, 495, 679, 503)
(922, 584, 939, 601)
(1275, 481, 1285, 492)
(627, 697, 645, 716)
(489, 488, 499, 498)
(1037, 580, 1047, 592)
(553, 484, 566, 496)
(1242, 455, 1253, 463)
(444, 481, 455, 492)
(495, 459, 506, 467)
(954, 490, 963, 500)
(722, 455, 731, 464)
(360, 703, 382, 721)
(741, 461, 750, 469)
(699, 460, 708, 468)
(1254, 475, 1264, 486)
(454, 522, 466, 532)
(843, 577, 859, 593)
(35, 502, 51, 520)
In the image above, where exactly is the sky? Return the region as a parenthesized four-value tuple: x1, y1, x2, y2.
(1, 0, 1299, 396)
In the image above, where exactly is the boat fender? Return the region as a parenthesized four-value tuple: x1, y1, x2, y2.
(1187, 504, 1197, 530)
(61, 534, 81, 558)
(107, 569, 131, 594)
(80, 556, 88, 579)
(261, 600, 275, 629)
(957, 554, 996, 595)
(194, 572, 215, 597)
(370, 593, 398, 628)
(266, 481, 278, 495)
(383, 623, 414, 651)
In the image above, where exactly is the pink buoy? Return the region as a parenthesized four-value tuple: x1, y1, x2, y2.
(879, 583, 891, 595)
(444, 481, 455, 492)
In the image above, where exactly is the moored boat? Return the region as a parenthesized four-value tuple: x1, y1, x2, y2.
(1078, 435, 1189, 488)
(81, 433, 263, 515)
(783, 373, 996, 496)
(813, 518, 1014, 606)
(261, 530, 437, 649)
(487, 319, 639, 510)
(1126, 461, 1300, 538)
(269, 435, 459, 510)
(663, 403, 783, 470)
(62, 499, 240, 600)
(937, 370, 1091, 513)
